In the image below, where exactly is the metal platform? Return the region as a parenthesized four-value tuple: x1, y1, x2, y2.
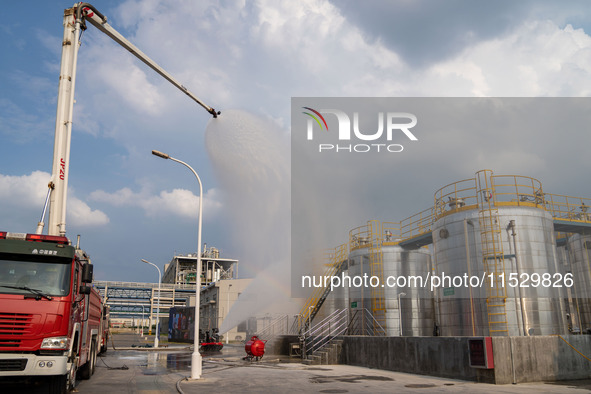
(93, 280, 196, 318)
(398, 232, 433, 249)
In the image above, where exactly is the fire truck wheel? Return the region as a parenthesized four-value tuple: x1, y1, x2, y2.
(47, 374, 68, 394)
(90, 340, 97, 375)
(68, 354, 78, 391)
(79, 341, 96, 380)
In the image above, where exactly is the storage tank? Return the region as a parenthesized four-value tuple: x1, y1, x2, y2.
(566, 234, 591, 333)
(432, 170, 567, 336)
(348, 221, 434, 336)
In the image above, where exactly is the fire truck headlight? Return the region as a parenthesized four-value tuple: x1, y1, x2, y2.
(38, 360, 55, 368)
(41, 336, 69, 350)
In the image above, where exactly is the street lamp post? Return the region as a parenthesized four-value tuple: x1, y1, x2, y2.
(152, 149, 203, 379)
(226, 283, 232, 344)
(142, 259, 161, 348)
(398, 292, 406, 337)
(141, 304, 145, 339)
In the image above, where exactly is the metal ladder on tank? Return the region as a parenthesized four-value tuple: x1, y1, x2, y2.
(368, 220, 387, 334)
(476, 170, 509, 336)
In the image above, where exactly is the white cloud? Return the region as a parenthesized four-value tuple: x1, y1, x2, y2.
(420, 21, 591, 96)
(0, 171, 48, 206)
(0, 171, 109, 228)
(89, 186, 223, 220)
(68, 198, 110, 227)
(94, 58, 164, 116)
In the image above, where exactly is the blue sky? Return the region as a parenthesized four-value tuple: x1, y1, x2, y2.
(1, 0, 591, 284)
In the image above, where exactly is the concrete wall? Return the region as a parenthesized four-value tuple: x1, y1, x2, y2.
(279, 335, 591, 384)
(269, 335, 299, 356)
(492, 336, 591, 384)
(339, 336, 494, 383)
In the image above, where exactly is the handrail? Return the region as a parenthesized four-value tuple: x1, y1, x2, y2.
(255, 315, 289, 341)
(491, 174, 544, 207)
(545, 193, 591, 222)
(382, 221, 402, 245)
(289, 314, 303, 335)
(433, 174, 548, 221)
(348, 308, 387, 336)
(434, 177, 478, 220)
(297, 249, 335, 324)
(303, 308, 344, 338)
(400, 207, 434, 241)
(94, 280, 197, 290)
(342, 172, 591, 253)
(302, 308, 386, 356)
(308, 319, 349, 354)
(349, 223, 373, 251)
(350, 220, 407, 248)
(303, 309, 349, 355)
(298, 243, 348, 331)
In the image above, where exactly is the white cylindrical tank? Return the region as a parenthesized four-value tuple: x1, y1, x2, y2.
(348, 243, 433, 336)
(432, 172, 567, 336)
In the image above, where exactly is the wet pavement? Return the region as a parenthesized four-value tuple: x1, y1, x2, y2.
(3, 332, 591, 393)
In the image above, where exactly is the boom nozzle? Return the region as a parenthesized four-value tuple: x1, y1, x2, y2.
(209, 108, 221, 118)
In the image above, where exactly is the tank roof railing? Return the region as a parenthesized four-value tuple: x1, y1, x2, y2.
(433, 174, 548, 221)
(349, 216, 433, 248)
(349, 221, 406, 250)
(349, 222, 376, 251)
(345, 173, 591, 252)
(434, 178, 478, 220)
(381, 221, 402, 246)
(545, 193, 591, 223)
(491, 174, 545, 208)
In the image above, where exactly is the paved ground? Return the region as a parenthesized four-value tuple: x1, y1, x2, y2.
(3, 332, 591, 393)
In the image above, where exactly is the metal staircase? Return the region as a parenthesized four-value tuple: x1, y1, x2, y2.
(298, 243, 349, 332)
(302, 309, 349, 359)
(300, 308, 386, 364)
(476, 170, 509, 336)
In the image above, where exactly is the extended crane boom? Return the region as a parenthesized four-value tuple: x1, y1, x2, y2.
(46, 3, 219, 237)
(77, 4, 219, 118)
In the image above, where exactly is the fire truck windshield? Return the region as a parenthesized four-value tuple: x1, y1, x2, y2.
(0, 256, 72, 297)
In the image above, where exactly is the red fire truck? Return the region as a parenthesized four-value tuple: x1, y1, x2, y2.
(0, 3, 215, 392)
(0, 232, 105, 393)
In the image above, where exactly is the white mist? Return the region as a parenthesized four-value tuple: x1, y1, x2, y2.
(205, 109, 296, 335)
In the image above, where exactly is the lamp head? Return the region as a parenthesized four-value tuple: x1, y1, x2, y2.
(152, 150, 170, 159)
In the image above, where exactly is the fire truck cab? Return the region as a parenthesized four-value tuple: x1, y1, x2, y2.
(0, 232, 104, 393)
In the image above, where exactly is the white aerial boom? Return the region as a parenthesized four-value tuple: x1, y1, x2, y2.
(44, 3, 219, 237)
